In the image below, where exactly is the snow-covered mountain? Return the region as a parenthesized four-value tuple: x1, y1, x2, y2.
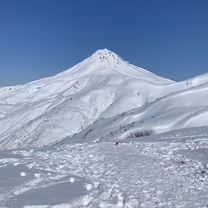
(1, 49, 208, 208)
(0, 49, 208, 149)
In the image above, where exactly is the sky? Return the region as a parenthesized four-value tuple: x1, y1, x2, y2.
(0, 0, 208, 86)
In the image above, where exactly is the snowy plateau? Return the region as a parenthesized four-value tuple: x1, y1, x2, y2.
(0, 49, 208, 207)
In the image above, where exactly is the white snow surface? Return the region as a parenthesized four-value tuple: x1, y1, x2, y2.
(1, 49, 208, 207)
(0, 48, 208, 149)
(0, 126, 208, 207)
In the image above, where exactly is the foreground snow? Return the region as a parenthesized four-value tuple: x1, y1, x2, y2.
(0, 127, 208, 208)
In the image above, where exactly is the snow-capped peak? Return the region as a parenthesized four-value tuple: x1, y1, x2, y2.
(91, 48, 127, 66)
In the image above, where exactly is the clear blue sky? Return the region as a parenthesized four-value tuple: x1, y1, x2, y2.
(0, 0, 208, 86)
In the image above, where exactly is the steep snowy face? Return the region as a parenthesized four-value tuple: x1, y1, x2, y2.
(0, 49, 208, 150)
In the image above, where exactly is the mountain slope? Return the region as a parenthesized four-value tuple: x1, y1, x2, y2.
(0, 49, 208, 149)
